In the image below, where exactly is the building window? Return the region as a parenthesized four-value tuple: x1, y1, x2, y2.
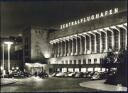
(94, 59, 97, 64)
(88, 59, 91, 64)
(68, 68, 73, 72)
(81, 68, 86, 72)
(78, 60, 81, 64)
(88, 68, 93, 71)
(83, 59, 86, 64)
(65, 60, 68, 64)
(74, 60, 76, 64)
(62, 61, 64, 64)
(100, 58, 103, 64)
(70, 60, 72, 64)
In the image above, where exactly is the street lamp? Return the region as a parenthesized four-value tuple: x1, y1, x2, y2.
(4, 41, 13, 74)
(2, 44, 5, 77)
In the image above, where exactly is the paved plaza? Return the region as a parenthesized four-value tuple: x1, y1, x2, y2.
(0, 77, 99, 92)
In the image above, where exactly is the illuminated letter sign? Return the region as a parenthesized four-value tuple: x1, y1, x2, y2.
(87, 16, 90, 21)
(60, 8, 119, 29)
(60, 25, 63, 29)
(91, 15, 94, 20)
(114, 8, 118, 13)
(75, 21, 77, 25)
(105, 11, 108, 16)
(109, 9, 112, 15)
(77, 20, 80, 24)
(100, 12, 104, 17)
(80, 18, 83, 23)
(72, 22, 74, 25)
(83, 18, 86, 22)
(95, 14, 99, 19)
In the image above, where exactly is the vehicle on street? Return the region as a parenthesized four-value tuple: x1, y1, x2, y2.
(74, 72, 84, 78)
(67, 72, 76, 77)
(55, 72, 67, 77)
(91, 72, 101, 80)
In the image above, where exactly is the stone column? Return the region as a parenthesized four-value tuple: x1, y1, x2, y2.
(89, 32, 96, 53)
(67, 38, 70, 56)
(107, 28, 114, 50)
(75, 36, 78, 55)
(52, 43, 54, 57)
(65, 40, 67, 56)
(80, 36, 83, 54)
(111, 26, 121, 50)
(101, 29, 108, 52)
(123, 24, 127, 50)
(55, 42, 57, 57)
(57, 42, 60, 57)
(85, 33, 91, 54)
(78, 35, 83, 54)
(60, 40, 63, 56)
(71, 38, 74, 55)
(117, 24, 127, 50)
(83, 35, 87, 54)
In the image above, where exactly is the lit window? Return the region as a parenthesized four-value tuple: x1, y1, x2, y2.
(94, 68, 100, 72)
(68, 68, 73, 72)
(102, 68, 106, 72)
(81, 68, 86, 72)
(94, 59, 97, 64)
(74, 68, 79, 72)
(88, 68, 93, 71)
(62, 68, 67, 72)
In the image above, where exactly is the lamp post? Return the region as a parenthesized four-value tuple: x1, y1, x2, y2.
(2, 44, 5, 77)
(4, 41, 13, 74)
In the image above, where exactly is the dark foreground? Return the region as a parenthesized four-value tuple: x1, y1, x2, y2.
(0, 77, 101, 92)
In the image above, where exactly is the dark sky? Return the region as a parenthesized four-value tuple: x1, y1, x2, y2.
(1, 0, 127, 37)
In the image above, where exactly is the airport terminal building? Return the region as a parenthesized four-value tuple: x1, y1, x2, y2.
(48, 7, 127, 72)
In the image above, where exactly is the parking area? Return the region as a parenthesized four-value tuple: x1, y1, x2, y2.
(0, 77, 100, 92)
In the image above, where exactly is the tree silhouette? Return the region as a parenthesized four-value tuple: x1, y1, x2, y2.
(101, 52, 118, 72)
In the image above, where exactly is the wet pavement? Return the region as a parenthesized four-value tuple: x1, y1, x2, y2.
(0, 77, 101, 92)
(80, 80, 127, 91)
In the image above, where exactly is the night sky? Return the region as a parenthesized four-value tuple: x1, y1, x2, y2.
(1, 0, 127, 37)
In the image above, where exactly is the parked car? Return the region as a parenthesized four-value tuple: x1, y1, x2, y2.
(67, 72, 76, 77)
(74, 72, 84, 78)
(86, 71, 95, 78)
(55, 72, 67, 77)
(91, 72, 101, 80)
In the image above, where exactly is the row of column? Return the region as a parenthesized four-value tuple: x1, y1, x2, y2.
(50, 23, 127, 58)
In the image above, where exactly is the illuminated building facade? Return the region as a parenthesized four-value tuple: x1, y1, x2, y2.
(48, 7, 127, 72)
(22, 26, 52, 74)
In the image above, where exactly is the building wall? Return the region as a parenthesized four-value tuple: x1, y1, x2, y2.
(49, 11, 126, 40)
(48, 8, 127, 72)
(31, 27, 51, 62)
(23, 26, 52, 64)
